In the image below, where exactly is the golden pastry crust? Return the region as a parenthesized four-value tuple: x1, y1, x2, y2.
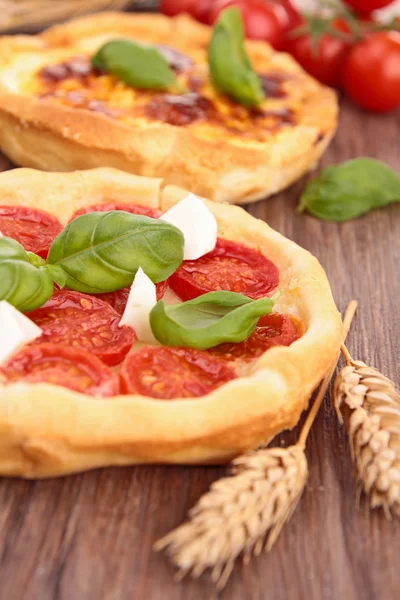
(0, 12, 338, 204)
(0, 167, 342, 478)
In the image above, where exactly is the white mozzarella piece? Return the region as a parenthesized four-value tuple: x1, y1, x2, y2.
(0, 230, 3, 237)
(119, 268, 157, 343)
(0, 301, 42, 365)
(160, 193, 217, 260)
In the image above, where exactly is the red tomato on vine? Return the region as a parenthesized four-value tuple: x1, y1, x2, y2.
(284, 19, 353, 87)
(209, 0, 286, 48)
(160, 0, 196, 17)
(342, 1, 395, 15)
(341, 32, 400, 112)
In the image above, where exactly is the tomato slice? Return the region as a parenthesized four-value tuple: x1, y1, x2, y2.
(27, 290, 135, 366)
(98, 279, 169, 316)
(69, 202, 161, 221)
(120, 346, 236, 399)
(210, 313, 300, 360)
(169, 238, 279, 301)
(0, 205, 63, 258)
(97, 287, 131, 316)
(0, 343, 118, 396)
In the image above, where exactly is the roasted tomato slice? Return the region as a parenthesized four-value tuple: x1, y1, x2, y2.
(169, 238, 279, 300)
(27, 290, 135, 366)
(0, 205, 63, 258)
(98, 280, 169, 316)
(69, 202, 161, 221)
(210, 313, 300, 360)
(120, 346, 236, 399)
(0, 343, 119, 397)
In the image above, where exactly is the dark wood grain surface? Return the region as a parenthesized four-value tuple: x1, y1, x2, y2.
(0, 100, 399, 600)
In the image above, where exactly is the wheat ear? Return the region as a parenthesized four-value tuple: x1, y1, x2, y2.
(333, 345, 400, 517)
(155, 301, 358, 589)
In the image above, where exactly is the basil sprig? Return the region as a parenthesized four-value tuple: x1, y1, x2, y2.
(0, 237, 53, 312)
(92, 39, 182, 92)
(208, 7, 264, 108)
(150, 291, 278, 350)
(47, 211, 184, 294)
(298, 158, 400, 222)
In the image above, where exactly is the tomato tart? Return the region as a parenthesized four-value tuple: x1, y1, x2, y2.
(0, 12, 338, 205)
(0, 168, 342, 478)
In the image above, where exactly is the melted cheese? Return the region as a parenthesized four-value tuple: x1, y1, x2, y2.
(119, 268, 157, 343)
(0, 301, 42, 365)
(160, 193, 217, 260)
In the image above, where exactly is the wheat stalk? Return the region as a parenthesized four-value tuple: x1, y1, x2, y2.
(155, 301, 358, 588)
(0, 0, 135, 31)
(333, 345, 400, 518)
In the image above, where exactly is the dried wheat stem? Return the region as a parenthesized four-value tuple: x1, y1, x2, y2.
(298, 299, 358, 448)
(334, 343, 400, 518)
(155, 302, 358, 588)
(0, 1, 132, 31)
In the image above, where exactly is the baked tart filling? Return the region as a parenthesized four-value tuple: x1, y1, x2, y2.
(34, 53, 295, 139)
(0, 196, 300, 399)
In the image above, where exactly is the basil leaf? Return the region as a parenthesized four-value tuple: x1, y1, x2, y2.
(0, 238, 53, 312)
(150, 291, 276, 350)
(43, 264, 67, 289)
(92, 39, 181, 92)
(27, 252, 46, 268)
(47, 211, 184, 294)
(298, 158, 400, 221)
(208, 7, 264, 108)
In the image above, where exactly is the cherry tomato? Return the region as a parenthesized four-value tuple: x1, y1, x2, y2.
(120, 346, 235, 399)
(160, 0, 216, 24)
(285, 19, 352, 87)
(210, 313, 300, 360)
(69, 202, 161, 221)
(0, 205, 63, 259)
(191, 0, 216, 24)
(342, 32, 400, 112)
(160, 0, 196, 17)
(28, 290, 135, 366)
(209, 0, 285, 49)
(1, 343, 118, 397)
(271, 0, 302, 32)
(342, 1, 394, 15)
(169, 238, 279, 301)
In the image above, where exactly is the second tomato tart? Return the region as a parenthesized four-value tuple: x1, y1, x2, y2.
(0, 168, 342, 478)
(0, 12, 337, 204)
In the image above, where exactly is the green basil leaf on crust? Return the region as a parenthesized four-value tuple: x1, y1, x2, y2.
(0, 237, 53, 312)
(27, 252, 46, 268)
(298, 158, 400, 222)
(92, 39, 181, 91)
(47, 211, 184, 294)
(150, 291, 277, 350)
(208, 7, 264, 108)
(43, 264, 67, 289)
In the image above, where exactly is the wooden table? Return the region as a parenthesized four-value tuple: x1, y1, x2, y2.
(0, 100, 399, 600)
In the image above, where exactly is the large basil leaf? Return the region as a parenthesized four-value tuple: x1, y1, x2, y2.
(0, 238, 53, 312)
(208, 7, 264, 108)
(298, 158, 400, 221)
(150, 291, 276, 350)
(92, 39, 181, 91)
(47, 211, 184, 294)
